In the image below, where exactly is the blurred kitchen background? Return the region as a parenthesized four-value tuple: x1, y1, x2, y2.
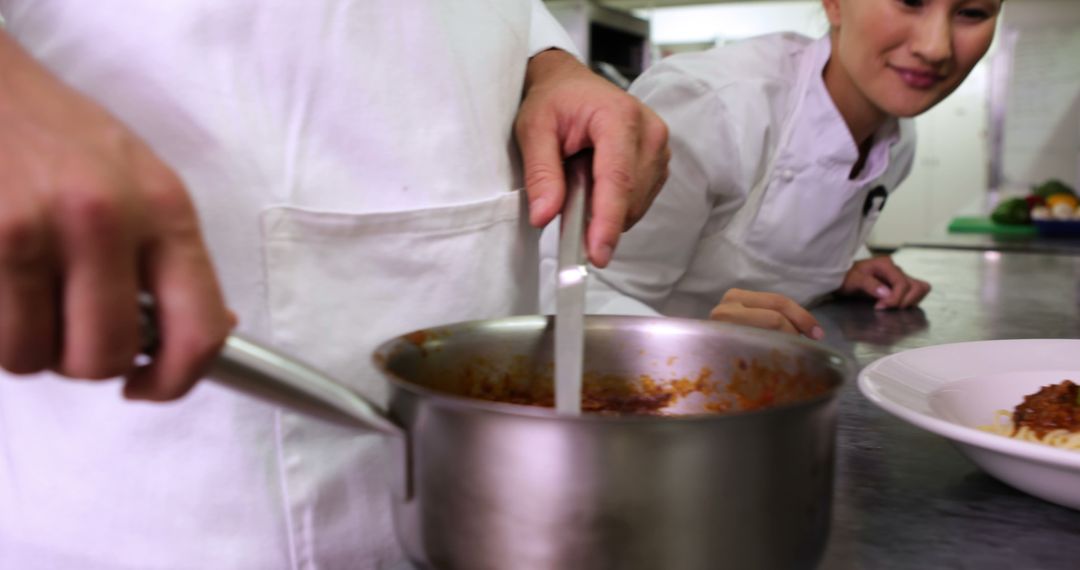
(544, 0, 1080, 251)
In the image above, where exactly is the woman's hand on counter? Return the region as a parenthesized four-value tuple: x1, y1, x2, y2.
(516, 48, 670, 268)
(838, 256, 931, 310)
(0, 31, 232, 400)
(709, 289, 825, 340)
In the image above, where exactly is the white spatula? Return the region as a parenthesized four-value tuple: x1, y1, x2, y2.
(554, 151, 592, 415)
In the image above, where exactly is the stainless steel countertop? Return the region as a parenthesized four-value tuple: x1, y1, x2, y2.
(814, 247, 1080, 569)
(904, 230, 1080, 254)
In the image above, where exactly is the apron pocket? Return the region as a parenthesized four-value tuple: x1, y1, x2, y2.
(260, 188, 538, 401)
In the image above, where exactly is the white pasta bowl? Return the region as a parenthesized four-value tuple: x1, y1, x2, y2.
(858, 339, 1080, 510)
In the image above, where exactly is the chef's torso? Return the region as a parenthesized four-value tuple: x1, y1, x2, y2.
(545, 33, 915, 318)
(0, 2, 570, 568)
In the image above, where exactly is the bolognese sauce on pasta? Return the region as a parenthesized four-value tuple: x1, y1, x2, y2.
(982, 380, 1080, 450)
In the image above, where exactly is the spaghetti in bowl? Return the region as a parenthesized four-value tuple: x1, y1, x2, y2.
(858, 339, 1080, 510)
(977, 379, 1080, 451)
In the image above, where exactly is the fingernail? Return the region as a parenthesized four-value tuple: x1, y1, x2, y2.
(811, 326, 825, 340)
(874, 301, 887, 311)
(875, 286, 891, 299)
(529, 196, 549, 224)
(594, 243, 613, 267)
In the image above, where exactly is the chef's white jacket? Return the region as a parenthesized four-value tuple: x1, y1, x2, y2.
(0, 1, 575, 568)
(541, 33, 916, 318)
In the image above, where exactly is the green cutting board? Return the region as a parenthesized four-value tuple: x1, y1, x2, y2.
(947, 216, 1037, 236)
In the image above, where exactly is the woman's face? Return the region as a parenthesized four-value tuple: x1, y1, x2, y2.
(823, 0, 1001, 120)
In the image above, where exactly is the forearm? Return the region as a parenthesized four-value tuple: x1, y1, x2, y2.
(523, 48, 585, 96)
(0, 30, 46, 110)
(0, 29, 114, 133)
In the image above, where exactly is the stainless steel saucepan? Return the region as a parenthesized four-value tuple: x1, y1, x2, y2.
(201, 315, 850, 570)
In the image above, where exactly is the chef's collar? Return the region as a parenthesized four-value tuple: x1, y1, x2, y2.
(798, 35, 901, 185)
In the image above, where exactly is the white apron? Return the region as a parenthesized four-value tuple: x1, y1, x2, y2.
(0, 1, 573, 568)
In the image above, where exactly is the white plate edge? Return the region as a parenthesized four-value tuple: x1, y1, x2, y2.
(857, 342, 1080, 471)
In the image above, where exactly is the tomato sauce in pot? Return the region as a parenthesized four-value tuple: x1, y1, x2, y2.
(426, 354, 832, 416)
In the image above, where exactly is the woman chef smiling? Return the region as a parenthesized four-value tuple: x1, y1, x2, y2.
(547, 0, 1001, 338)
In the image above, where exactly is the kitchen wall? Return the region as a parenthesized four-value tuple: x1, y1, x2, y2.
(997, 3, 1080, 198)
(623, 0, 1080, 249)
(646, 1, 826, 48)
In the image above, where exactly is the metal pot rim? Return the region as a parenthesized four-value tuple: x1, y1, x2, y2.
(375, 315, 853, 423)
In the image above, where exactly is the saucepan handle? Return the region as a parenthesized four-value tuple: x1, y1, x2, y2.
(139, 299, 403, 437)
(211, 335, 403, 436)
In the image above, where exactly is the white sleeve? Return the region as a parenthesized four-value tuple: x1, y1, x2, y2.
(528, 0, 581, 59)
(553, 63, 745, 316)
(539, 222, 661, 316)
